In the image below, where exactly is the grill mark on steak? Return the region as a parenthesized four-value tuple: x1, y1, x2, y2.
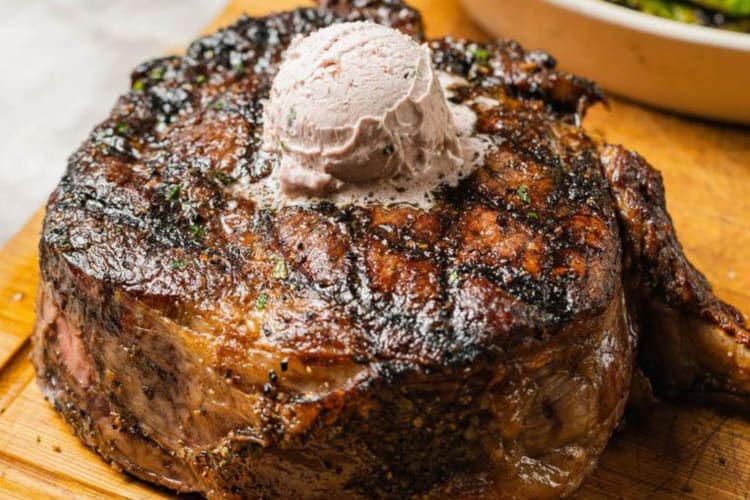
(32, 0, 748, 498)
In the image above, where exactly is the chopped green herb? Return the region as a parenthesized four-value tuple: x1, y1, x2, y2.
(213, 101, 225, 111)
(132, 79, 146, 91)
(471, 46, 490, 64)
(166, 184, 180, 200)
(526, 211, 539, 220)
(272, 258, 288, 280)
(287, 106, 297, 129)
(448, 270, 460, 286)
(170, 259, 188, 270)
(212, 170, 234, 186)
(189, 224, 206, 239)
(114, 122, 130, 135)
(517, 185, 531, 204)
(279, 140, 287, 152)
(256, 292, 269, 311)
(57, 237, 72, 252)
(149, 66, 166, 81)
(194, 74, 207, 84)
(233, 62, 245, 73)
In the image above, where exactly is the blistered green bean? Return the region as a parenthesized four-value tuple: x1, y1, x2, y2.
(606, 0, 750, 32)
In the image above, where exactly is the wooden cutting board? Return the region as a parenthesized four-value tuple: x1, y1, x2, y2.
(0, 0, 748, 498)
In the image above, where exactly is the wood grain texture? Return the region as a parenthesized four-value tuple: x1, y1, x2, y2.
(0, 1, 748, 498)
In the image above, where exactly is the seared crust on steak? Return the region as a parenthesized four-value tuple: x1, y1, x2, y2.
(31, 0, 748, 498)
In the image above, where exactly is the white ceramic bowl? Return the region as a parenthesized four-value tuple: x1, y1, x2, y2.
(459, 0, 750, 124)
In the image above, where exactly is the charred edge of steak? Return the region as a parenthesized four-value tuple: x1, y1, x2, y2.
(429, 38, 604, 121)
(600, 145, 749, 341)
(600, 144, 750, 397)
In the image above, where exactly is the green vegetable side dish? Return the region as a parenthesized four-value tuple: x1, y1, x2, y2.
(694, 0, 750, 16)
(606, 0, 750, 32)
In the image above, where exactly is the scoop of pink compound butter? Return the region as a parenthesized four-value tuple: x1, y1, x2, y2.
(262, 21, 462, 197)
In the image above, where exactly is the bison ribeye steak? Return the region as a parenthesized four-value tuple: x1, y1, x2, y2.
(32, 1, 750, 498)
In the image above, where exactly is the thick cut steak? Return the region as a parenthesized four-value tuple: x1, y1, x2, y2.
(32, 1, 750, 498)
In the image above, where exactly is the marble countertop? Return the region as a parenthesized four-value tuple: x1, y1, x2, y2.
(0, 0, 224, 244)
